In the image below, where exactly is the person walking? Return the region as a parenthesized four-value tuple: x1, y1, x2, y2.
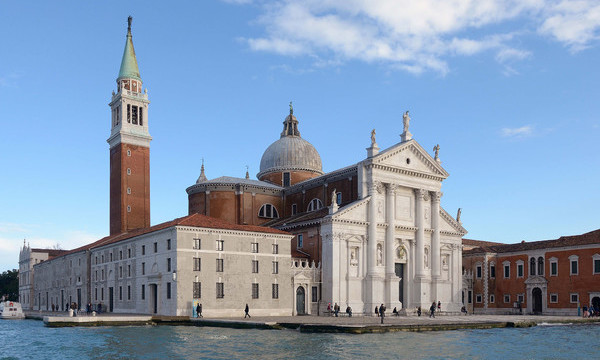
(437, 301, 441, 314)
(380, 303, 386, 324)
(196, 303, 203, 318)
(334, 303, 339, 317)
(244, 304, 251, 318)
(375, 305, 379, 317)
(429, 302, 436, 318)
(417, 306, 422, 316)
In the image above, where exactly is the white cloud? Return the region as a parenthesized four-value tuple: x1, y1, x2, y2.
(232, 0, 600, 74)
(501, 125, 534, 137)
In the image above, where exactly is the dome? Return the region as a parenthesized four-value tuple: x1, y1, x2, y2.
(257, 106, 323, 178)
(259, 136, 323, 176)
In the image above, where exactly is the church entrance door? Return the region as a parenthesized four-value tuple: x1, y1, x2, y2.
(532, 288, 542, 314)
(109, 287, 114, 312)
(150, 284, 158, 314)
(395, 263, 404, 305)
(296, 287, 305, 315)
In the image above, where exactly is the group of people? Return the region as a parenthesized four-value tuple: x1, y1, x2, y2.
(583, 305, 599, 318)
(327, 302, 353, 317)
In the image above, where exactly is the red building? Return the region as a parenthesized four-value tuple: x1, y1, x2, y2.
(462, 229, 600, 315)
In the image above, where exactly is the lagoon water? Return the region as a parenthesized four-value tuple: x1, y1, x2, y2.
(1, 319, 598, 359)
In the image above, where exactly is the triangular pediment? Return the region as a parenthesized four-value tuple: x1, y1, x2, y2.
(440, 207, 467, 235)
(332, 197, 369, 223)
(372, 140, 449, 179)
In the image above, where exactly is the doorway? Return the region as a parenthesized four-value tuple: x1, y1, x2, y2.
(296, 286, 306, 315)
(592, 297, 600, 312)
(150, 284, 158, 314)
(532, 287, 542, 314)
(77, 288, 81, 310)
(109, 287, 114, 312)
(395, 263, 405, 305)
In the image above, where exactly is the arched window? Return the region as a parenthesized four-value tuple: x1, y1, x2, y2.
(530, 257, 536, 276)
(538, 257, 544, 276)
(307, 198, 323, 212)
(258, 204, 279, 219)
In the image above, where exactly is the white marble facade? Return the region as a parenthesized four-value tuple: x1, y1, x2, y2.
(320, 139, 466, 314)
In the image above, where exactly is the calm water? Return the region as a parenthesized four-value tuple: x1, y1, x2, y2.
(1, 319, 598, 359)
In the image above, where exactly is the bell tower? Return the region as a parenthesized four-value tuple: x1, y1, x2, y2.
(107, 16, 151, 235)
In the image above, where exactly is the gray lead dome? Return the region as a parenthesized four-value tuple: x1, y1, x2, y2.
(258, 113, 323, 177)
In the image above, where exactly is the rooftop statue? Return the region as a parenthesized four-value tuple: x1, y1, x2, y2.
(433, 144, 440, 160)
(371, 129, 376, 146)
(403, 111, 410, 133)
(289, 101, 293, 115)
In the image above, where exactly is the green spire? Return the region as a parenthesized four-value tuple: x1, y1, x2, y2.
(117, 16, 141, 82)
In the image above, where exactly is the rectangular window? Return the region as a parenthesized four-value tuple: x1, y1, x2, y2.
(476, 265, 482, 279)
(128, 248, 131, 258)
(551, 261, 558, 276)
(119, 266, 123, 278)
(490, 294, 495, 303)
(193, 238, 201, 250)
(504, 294, 510, 303)
(101, 288, 104, 301)
(216, 240, 224, 251)
(251, 243, 259, 253)
(167, 258, 172, 272)
(216, 282, 224, 299)
(154, 242, 158, 253)
(139, 107, 143, 126)
(504, 264, 510, 279)
(297, 234, 303, 248)
(216, 259, 224, 272)
(490, 265, 496, 278)
(141, 284, 145, 300)
(142, 262, 145, 275)
(127, 285, 131, 300)
(336, 192, 342, 205)
(127, 104, 131, 123)
(167, 239, 171, 250)
(193, 258, 201, 271)
(142, 245, 145, 255)
(476, 294, 482, 303)
(132, 105, 138, 125)
(272, 284, 279, 299)
(272, 261, 279, 274)
(252, 283, 259, 299)
(468, 291, 472, 304)
(193, 282, 201, 298)
(517, 294, 524, 304)
(570, 293, 578, 303)
(571, 260, 578, 275)
(283, 172, 291, 187)
(110, 253, 113, 262)
(252, 260, 259, 273)
(594, 259, 600, 274)
(550, 294, 558, 303)
(167, 282, 171, 299)
(120, 251, 123, 260)
(95, 288, 98, 301)
(128, 265, 131, 277)
(292, 204, 297, 215)
(272, 244, 279, 254)
(312, 286, 318, 302)
(119, 286, 123, 301)
(517, 264, 524, 278)
(102, 269, 104, 280)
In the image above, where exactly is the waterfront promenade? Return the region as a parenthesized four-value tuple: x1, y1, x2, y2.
(26, 310, 600, 333)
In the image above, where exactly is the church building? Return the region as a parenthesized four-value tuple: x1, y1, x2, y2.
(20, 17, 467, 317)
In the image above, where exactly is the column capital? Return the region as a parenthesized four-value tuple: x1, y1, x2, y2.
(370, 180, 385, 194)
(386, 183, 399, 194)
(430, 191, 442, 202)
(414, 188, 427, 200)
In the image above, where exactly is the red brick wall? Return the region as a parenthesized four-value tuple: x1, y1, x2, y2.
(259, 170, 320, 186)
(110, 143, 150, 235)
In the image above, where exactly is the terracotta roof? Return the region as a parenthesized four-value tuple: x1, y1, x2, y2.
(264, 207, 329, 229)
(30, 249, 69, 259)
(462, 239, 503, 250)
(464, 229, 600, 255)
(46, 213, 291, 260)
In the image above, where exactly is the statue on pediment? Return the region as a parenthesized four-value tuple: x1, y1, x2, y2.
(403, 111, 410, 133)
(433, 144, 440, 160)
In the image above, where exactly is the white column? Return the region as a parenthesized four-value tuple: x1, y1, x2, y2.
(367, 183, 378, 276)
(346, 240, 351, 305)
(431, 191, 442, 280)
(385, 184, 396, 276)
(415, 189, 426, 277)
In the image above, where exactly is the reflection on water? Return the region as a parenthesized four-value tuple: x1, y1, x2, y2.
(1, 319, 599, 359)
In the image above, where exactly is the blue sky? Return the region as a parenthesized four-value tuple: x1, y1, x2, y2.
(1, 0, 599, 271)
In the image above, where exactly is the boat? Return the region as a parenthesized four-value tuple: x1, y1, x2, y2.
(0, 301, 25, 319)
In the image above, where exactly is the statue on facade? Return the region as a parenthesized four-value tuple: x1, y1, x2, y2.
(371, 129, 376, 146)
(403, 111, 410, 133)
(331, 188, 337, 206)
(457, 208, 462, 223)
(377, 244, 383, 265)
(289, 101, 293, 115)
(433, 144, 440, 160)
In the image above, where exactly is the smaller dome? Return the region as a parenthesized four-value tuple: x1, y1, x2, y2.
(257, 107, 323, 179)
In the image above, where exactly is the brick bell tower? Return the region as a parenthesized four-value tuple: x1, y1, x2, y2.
(107, 16, 151, 235)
